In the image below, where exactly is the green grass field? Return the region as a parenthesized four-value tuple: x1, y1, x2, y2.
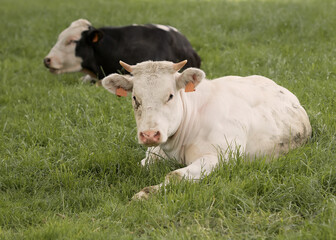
(1, 0, 336, 239)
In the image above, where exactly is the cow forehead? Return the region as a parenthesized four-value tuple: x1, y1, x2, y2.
(69, 19, 91, 28)
(58, 20, 91, 41)
(133, 73, 176, 97)
(132, 61, 176, 75)
(131, 61, 178, 96)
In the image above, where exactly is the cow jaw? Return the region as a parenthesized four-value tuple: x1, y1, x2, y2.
(44, 19, 90, 74)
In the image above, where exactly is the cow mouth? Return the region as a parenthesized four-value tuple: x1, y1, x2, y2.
(49, 68, 61, 74)
(142, 142, 161, 147)
(139, 138, 162, 147)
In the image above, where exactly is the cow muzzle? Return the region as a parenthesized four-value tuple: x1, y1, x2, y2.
(43, 57, 61, 73)
(139, 130, 161, 146)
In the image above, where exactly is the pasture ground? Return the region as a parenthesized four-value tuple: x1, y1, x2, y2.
(0, 0, 335, 239)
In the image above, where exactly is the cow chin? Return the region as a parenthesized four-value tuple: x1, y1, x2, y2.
(141, 141, 160, 147)
(49, 68, 62, 74)
(138, 137, 167, 147)
(51, 65, 83, 74)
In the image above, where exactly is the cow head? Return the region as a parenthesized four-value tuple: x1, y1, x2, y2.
(102, 60, 205, 146)
(44, 19, 92, 74)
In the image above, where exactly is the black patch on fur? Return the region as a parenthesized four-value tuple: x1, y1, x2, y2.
(75, 24, 201, 80)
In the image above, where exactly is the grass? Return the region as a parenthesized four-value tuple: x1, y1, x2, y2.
(0, 0, 336, 239)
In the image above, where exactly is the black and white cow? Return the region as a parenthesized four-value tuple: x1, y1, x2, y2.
(44, 19, 201, 82)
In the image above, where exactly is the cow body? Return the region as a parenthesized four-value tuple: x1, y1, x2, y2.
(44, 19, 201, 82)
(148, 76, 310, 163)
(102, 61, 311, 200)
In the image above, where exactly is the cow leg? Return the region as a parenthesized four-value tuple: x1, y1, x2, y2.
(140, 146, 167, 166)
(80, 74, 96, 83)
(133, 154, 219, 200)
(132, 183, 162, 200)
(166, 154, 219, 180)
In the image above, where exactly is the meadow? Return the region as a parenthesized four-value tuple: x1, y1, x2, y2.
(0, 0, 335, 239)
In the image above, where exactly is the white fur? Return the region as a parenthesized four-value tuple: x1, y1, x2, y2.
(45, 19, 91, 74)
(102, 61, 312, 199)
(154, 24, 178, 32)
(80, 74, 96, 83)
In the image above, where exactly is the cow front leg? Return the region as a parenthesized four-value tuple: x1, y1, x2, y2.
(166, 154, 219, 180)
(132, 183, 162, 200)
(80, 74, 97, 83)
(140, 146, 167, 166)
(133, 154, 219, 200)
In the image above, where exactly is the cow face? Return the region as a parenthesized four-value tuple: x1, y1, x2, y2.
(44, 19, 91, 74)
(102, 61, 205, 146)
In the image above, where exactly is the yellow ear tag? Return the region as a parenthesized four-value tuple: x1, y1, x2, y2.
(116, 88, 128, 97)
(185, 82, 195, 92)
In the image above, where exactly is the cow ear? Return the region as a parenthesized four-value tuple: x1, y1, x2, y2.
(102, 74, 133, 97)
(176, 68, 205, 92)
(87, 29, 103, 44)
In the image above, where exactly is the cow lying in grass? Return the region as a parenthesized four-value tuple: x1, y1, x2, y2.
(44, 19, 201, 83)
(102, 60, 312, 200)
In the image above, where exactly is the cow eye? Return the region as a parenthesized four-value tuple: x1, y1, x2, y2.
(66, 39, 76, 45)
(133, 95, 141, 105)
(167, 94, 174, 102)
(133, 96, 141, 109)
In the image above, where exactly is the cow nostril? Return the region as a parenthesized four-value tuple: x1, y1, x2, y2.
(44, 58, 51, 67)
(152, 131, 161, 142)
(154, 131, 160, 138)
(140, 132, 148, 138)
(139, 132, 148, 143)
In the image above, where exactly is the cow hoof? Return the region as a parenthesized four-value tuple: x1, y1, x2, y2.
(80, 74, 96, 83)
(95, 80, 102, 87)
(140, 158, 147, 166)
(132, 190, 149, 200)
(140, 157, 159, 166)
(132, 185, 160, 200)
(140, 158, 153, 166)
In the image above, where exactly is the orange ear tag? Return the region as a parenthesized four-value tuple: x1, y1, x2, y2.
(185, 82, 195, 92)
(116, 88, 128, 97)
(92, 33, 99, 43)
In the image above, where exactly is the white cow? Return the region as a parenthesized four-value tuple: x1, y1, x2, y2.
(102, 60, 311, 200)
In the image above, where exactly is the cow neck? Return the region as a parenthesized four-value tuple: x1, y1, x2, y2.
(81, 48, 104, 79)
(160, 89, 197, 164)
(81, 69, 97, 78)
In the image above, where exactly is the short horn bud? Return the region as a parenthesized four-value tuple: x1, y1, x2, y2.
(173, 60, 188, 72)
(119, 61, 133, 73)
